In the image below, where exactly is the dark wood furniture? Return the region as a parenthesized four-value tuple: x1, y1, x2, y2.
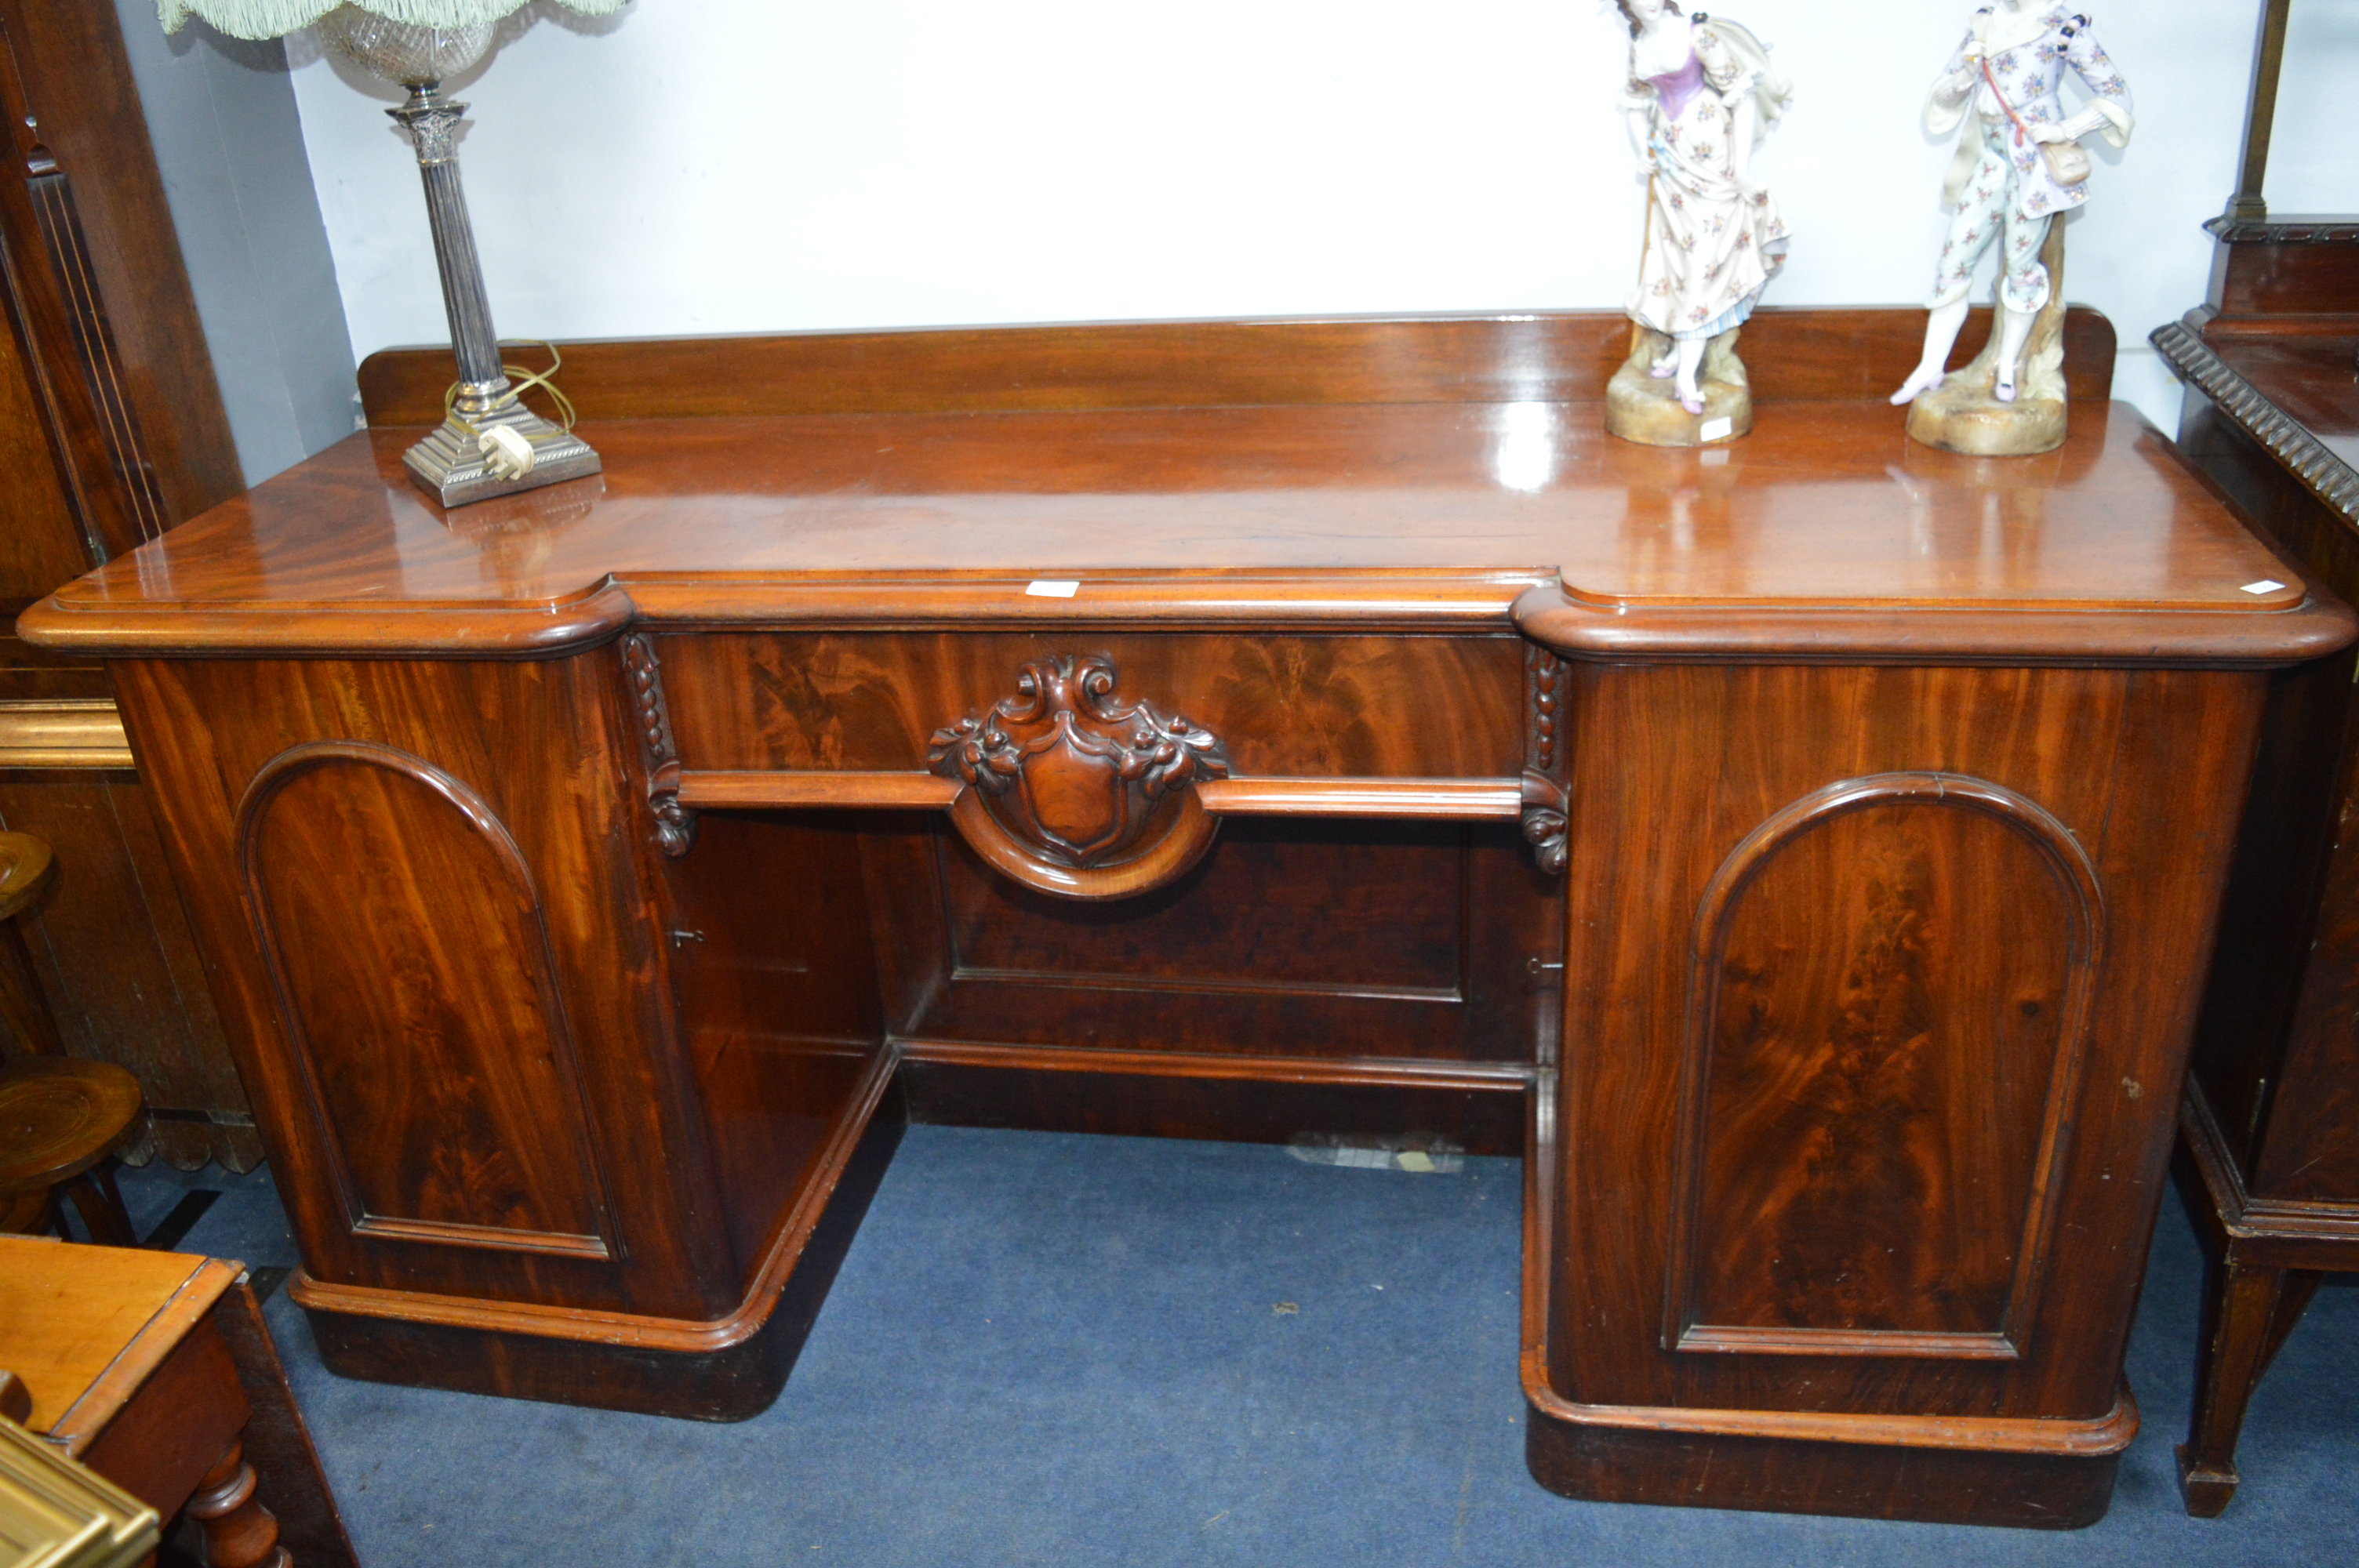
(0, 829, 144, 1245)
(0, 0, 256, 1174)
(0, 1058, 141, 1245)
(2150, 206, 2359, 1513)
(0, 1233, 357, 1568)
(20, 308, 2353, 1530)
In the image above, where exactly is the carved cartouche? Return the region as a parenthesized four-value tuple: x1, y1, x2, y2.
(928, 655, 1228, 887)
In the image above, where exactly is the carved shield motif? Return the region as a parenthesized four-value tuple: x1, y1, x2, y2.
(928, 655, 1230, 895)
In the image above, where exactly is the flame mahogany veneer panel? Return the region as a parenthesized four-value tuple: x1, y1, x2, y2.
(654, 633, 1525, 779)
(1674, 797, 2089, 1357)
(111, 652, 744, 1323)
(1545, 661, 2265, 1431)
(239, 745, 616, 1261)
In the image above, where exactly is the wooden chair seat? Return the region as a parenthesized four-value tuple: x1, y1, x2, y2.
(0, 831, 52, 923)
(0, 1057, 141, 1246)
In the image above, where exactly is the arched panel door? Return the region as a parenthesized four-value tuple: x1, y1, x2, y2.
(238, 741, 616, 1261)
(1664, 772, 2103, 1361)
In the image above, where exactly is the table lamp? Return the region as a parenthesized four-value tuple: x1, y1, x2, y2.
(157, 2, 620, 506)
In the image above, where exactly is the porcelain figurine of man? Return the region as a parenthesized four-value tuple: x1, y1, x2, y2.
(1890, 3, 2132, 454)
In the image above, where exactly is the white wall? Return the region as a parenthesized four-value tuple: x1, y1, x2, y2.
(118, 4, 355, 485)
(282, 0, 2359, 434)
(2270, 0, 2359, 212)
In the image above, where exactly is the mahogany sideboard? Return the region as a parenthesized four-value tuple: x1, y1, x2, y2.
(20, 309, 2354, 1530)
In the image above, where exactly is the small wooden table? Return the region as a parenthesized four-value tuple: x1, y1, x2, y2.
(0, 1235, 354, 1566)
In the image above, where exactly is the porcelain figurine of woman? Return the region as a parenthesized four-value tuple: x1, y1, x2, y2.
(1891, 2, 2132, 455)
(1605, 0, 1792, 448)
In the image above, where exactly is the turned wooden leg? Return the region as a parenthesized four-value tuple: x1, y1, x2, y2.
(187, 1437, 289, 1568)
(60, 1164, 136, 1247)
(0, 919, 62, 1054)
(2257, 1269, 2323, 1380)
(2178, 1251, 2310, 1517)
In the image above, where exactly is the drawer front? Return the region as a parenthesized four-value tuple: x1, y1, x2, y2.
(651, 632, 1527, 779)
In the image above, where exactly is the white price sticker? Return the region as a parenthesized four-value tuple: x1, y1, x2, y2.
(1025, 580, 1081, 599)
(1699, 416, 1734, 442)
(2240, 579, 2287, 595)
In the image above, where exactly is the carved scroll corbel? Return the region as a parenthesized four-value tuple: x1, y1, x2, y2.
(927, 654, 1230, 899)
(1521, 644, 1569, 873)
(621, 633, 696, 857)
(1521, 769, 1569, 874)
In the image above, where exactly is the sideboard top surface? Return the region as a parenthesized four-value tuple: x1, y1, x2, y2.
(17, 391, 2346, 663)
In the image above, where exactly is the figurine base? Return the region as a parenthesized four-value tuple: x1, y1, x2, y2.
(1903, 368, 2066, 457)
(402, 400, 602, 508)
(1905, 220, 2070, 458)
(1605, 326, 1752, 448)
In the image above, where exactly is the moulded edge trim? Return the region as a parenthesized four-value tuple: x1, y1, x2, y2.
(892, 1036, 1536, 1091)
(2152, 318, 2359, 528)
(673, 771, 1525, 821)
(1510, 581, 2359, 669)
(20, 571, 1546, 658)
(16, 583, 641, 659)
(1516, 1356, 2139, 1457)
(2182, 1076, 2359, 1244)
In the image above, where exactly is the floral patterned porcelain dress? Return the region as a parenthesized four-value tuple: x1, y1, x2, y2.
(1922, 5, 2132, 314)
(1627, 22, 1790, 342)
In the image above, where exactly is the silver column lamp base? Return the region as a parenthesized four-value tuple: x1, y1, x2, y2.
(400, 383, 603, 508)
(325, 7, 600, 507)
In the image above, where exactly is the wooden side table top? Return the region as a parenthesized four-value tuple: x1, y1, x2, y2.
(0, 1235, 238, 1453)
(0, 1233, 357, 1566)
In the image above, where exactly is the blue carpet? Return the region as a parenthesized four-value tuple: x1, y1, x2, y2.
(122, 1126, 2357, 1565)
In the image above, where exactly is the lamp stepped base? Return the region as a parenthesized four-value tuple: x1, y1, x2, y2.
(402, 398, 601, 508)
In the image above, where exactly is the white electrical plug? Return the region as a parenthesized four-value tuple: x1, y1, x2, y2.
(478, 424, 535, 479)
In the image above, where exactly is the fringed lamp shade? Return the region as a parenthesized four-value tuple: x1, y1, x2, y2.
(157, 0, 623, 42)
(154, 0, 614, 503)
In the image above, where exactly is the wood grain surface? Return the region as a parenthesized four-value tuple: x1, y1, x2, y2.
(1667, 780, 2098, 1362)
(238, 742, 617, 1261)
(658, 633, 1524, 777)
(112, 653, 741, 1323)
(24, 372, 2332, 666)
(44, 310, 2343, 1519)
(1545, 660, 2265, 1428)
(861, 816, 1559, 1068)
(352, 307, 2117, 426)
(0, 1237, 227, 1436)
(2161, 256, 2359, 1515)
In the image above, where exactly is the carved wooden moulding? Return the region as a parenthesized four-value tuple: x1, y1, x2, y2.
(621, 633, 695, 857)
(928, 654, 1230, 898)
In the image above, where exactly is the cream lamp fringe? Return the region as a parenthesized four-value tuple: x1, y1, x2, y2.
(157, 0, 625, 42)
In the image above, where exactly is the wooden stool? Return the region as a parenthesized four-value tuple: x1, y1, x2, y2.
(0, 831, 143, 1246)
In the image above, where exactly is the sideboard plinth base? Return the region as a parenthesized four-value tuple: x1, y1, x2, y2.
(305, 1304, 791, 1423)
(294, 1105, 903, 1423)
(1523, 1388, 2132, 1530)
